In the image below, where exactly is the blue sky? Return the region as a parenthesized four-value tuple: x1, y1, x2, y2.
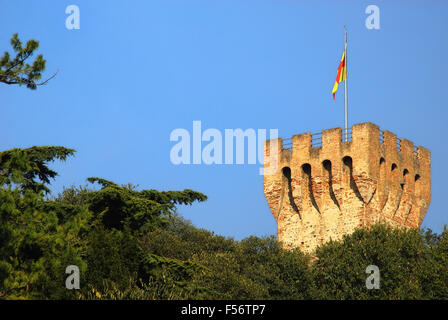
(1, 0, 447, 239)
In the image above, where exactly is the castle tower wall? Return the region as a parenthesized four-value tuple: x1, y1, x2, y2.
(263, 122, 431, 254)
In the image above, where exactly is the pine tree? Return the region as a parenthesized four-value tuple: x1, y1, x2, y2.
(0, 33, 57, 89)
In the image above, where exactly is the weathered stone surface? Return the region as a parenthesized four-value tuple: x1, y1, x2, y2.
(263, 122, 431, 254)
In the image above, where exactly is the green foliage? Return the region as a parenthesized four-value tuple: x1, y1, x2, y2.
(83, 224, 141, 291)
(312, 224, 429, 299)
(139, 217, 448, 300)
(0, 146, 208, 299)
(0, 146, 75, 194)
(235, 237, 312, 299)
(0, 33, 56, 89)
(84, 177, 206, 232)
(141, 216, 312, 299)
(1, 146, 448, 300)
(421, 226, 448, 299)
(79, 276, 189, 300)
(0, 187, 90, 299)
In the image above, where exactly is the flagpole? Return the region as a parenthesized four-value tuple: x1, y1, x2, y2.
(344, 27, 348, 142)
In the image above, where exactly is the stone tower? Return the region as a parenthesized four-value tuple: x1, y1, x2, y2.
(263, 122, 431, 254)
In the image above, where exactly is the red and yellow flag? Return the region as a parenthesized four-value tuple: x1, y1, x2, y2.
(332, 50, 346, 100)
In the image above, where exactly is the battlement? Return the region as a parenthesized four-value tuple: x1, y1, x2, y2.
(263, 122, 431, 253)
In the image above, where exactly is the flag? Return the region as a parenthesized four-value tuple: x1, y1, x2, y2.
(332, 50, 346, 100)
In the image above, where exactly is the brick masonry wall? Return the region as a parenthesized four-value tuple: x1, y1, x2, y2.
(263, 122, 431, 254)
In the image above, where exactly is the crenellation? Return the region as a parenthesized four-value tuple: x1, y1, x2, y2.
(291, 133, 312, 168)
(264, 122, 431, 254)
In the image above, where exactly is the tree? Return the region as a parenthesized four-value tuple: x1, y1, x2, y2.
(311, 224, 430, 299)
(0, 33, 57, 89)
(0, 146, 75, 194)
(0, 148, 88, 299)
(0, 145, 209, 299)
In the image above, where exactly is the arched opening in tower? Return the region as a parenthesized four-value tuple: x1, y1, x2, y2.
(401, 168, 412, 223)
(402, 169, 409, 189)
(378, 157, 388, 210)
(323, 159, 340, 210)
(301, 163, 320, 213)
(282, 166, 301, 219)
(414, 173, 422, 199)
(342, 156, 364, 203)
(390, 163, 400, 191)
